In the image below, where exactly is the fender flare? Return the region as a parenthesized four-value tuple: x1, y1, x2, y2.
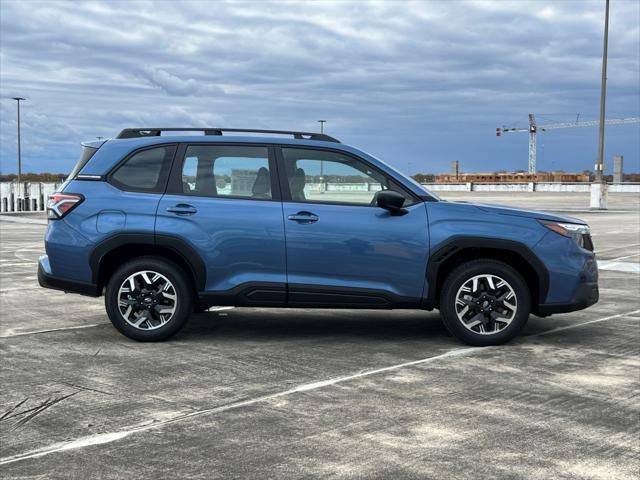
(89, 233, 207, 290)
(424, 236, 549, 308)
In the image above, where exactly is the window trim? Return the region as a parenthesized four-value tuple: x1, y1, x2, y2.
(107, 144, 178, 194)
(166, 143, 281, 202)
(274, 145, 421, 208)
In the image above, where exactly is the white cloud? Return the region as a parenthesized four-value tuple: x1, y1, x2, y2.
(0, 0, 638, 174)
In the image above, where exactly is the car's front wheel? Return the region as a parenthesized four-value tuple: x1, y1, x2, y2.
(105, 257, 193, 341)
(439, 259, 531, 346)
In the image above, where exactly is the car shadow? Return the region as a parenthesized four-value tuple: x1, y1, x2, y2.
(178, 308, 452, 342)
(177, 307, 605, 347)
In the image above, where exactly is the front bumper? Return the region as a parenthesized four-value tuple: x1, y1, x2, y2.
(535, 282, 599, 316)
(38, 255, 99, 297)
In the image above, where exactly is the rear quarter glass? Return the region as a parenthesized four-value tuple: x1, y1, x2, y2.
(59, 145, 98, 192)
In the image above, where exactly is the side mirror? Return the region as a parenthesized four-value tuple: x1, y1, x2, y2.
(376, 190, 406, 214)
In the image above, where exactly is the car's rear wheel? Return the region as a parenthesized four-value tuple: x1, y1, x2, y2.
(105, 257, 193, 341)
(439, 259, 531, 346)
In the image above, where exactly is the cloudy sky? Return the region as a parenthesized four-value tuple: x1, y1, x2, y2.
(0, 0, 638, 175)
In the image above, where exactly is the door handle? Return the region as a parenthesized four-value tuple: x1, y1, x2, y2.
(287, 211, 319, 224)
(166, 204, 197, 215)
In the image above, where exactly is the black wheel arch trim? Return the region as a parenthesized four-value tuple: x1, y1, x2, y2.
(89, 233, 207, 291)
(424, 236, 549, 309)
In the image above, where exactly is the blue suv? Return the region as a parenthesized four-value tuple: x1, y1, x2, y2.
(38, 128, 599, 345)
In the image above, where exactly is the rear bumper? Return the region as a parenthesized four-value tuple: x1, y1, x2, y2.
(535, 282, 599, 316)
(38, 256, 99, 297)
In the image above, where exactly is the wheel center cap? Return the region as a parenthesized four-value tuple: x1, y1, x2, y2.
(144, 297, 152, 303)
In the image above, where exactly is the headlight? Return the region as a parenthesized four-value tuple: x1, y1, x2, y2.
(539, 220, 590, 248)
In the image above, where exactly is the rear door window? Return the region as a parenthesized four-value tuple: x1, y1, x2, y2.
(180, 145, 272, 200)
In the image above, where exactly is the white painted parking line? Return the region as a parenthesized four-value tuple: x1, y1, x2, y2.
(0, 323, 104, 338)
(530, 309, 640, 337)
(0, 286, 46, 293)
(2, 307, 639, 466)
(0, 346, 479, 465)
(608, 253, 640, 261)
(0, 310, 232, 338)
(597, 261, 640, 274)
(0, 217, 47, 225)
(595, 243, 640, 254)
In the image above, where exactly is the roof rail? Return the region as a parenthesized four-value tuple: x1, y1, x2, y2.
(116, 128, 340, 143)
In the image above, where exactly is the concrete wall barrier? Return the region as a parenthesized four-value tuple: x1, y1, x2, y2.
(424, 183, 470, 192)
(305, 182, 383, 192)
(608, 183, 640, 193)
(421, 182, 640, 193)
(1, 181, 638, 213)
(534, 183, 590, 192)
(472, 183, 532, 192)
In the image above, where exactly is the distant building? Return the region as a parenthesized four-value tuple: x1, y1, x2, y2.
(613, 155, 623, 184)
(435, 171, 590, 183)
(451, 160, 459, 178)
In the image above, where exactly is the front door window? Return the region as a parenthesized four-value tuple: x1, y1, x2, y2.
(281, 147, 414, 206)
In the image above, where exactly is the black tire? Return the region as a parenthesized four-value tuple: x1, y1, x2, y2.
(439, 259, 531, 346)
(105, 256, 193, 341)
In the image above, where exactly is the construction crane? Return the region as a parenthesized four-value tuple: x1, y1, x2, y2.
(496, 114, 640, 173)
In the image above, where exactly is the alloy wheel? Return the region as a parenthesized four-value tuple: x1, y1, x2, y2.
(117, 270, 177, 330)
(455, 274, 517, 335)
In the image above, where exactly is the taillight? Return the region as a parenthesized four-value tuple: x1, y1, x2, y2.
(47, 193, 83, 219)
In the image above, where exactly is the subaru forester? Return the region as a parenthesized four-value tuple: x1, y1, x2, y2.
(38, 128, 599, 345)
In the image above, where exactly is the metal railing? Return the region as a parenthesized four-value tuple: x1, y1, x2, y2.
(0, 182, 62, 213)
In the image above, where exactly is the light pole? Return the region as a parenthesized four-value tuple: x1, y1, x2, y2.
(591, 0, 610, 209)
(12, 97, 26, 209)
(317, 120, 326, 134)
(595, 0, 609, 183)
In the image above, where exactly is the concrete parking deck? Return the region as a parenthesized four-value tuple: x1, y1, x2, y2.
(1, 193, 639, 479)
